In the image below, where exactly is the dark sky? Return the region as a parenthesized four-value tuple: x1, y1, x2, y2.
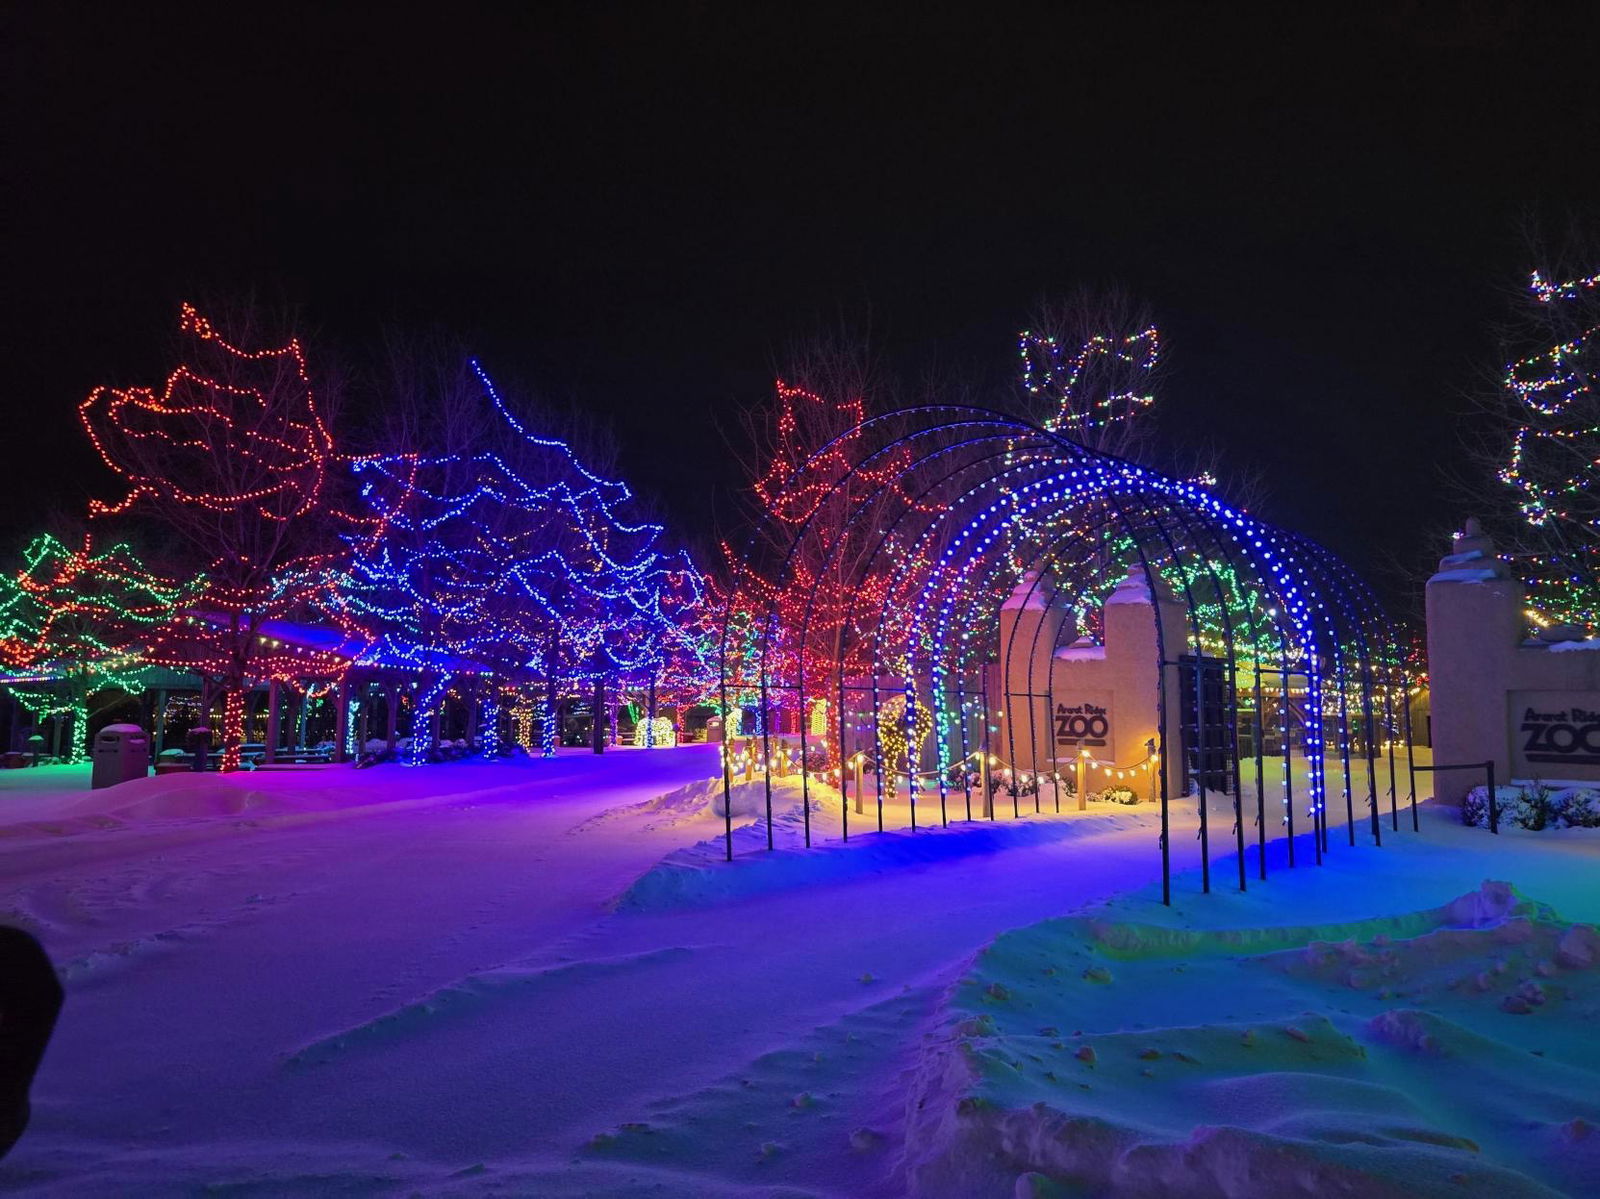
(5, 2, 1599, 615)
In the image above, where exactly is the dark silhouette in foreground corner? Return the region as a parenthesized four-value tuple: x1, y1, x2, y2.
(0, 927, 63, 1160)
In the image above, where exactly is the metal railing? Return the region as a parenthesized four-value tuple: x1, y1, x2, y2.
(1409, 759, 1497, 833)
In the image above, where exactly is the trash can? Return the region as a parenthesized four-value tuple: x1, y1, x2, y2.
(186, 726, 212, 772)
(91, 723, 150, 789)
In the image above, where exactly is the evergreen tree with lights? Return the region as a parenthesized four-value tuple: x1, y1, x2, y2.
(0, 533, 196, 762)
(1498, 267, 1600, 625)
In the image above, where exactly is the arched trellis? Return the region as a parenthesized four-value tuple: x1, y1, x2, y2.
(719, 406, 1418, 902)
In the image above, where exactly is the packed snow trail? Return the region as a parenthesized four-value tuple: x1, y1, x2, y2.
(0, 750, 1595, 1194)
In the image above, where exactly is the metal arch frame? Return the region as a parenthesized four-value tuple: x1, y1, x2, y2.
(719, 405, 1414, 902)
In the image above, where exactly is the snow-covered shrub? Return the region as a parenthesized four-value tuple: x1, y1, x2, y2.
(1097, 786, 1139, 805)
(1463, 781, 1600, 829)
(1461, 785, 1498, 828)
(1558, 788, 1600, 828)
(1511, 782, 1557, 831)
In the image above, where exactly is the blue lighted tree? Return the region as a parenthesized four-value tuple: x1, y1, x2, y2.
(326, 357, 709, 760)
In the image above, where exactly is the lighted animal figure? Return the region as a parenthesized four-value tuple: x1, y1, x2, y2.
(875, 692, 934, 801)
(1019, 325, 1160, 436)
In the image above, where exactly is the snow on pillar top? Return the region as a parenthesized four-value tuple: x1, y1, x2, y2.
(1428, 516, 1511, 584)
(1104, 567, 1176, 606)
(1002, 570, 1051, 611)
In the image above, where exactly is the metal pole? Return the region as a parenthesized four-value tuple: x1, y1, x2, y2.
(759, 660, 773, 851)
(1192, 656, 1211, 893)
(871, 675, 884, 832)
(1280, 657, 1295, 868)
(798, 685, 812, 849)
(1253, 666, 1266, 880)
(718, 651, 734, 862)
(1045, 673, 1059, 814)
(957, 675, 972, 822)
(836, 673, 850, 841)
(1402, 679, 1419, 832)
(1229, 657, 1246, 893)
(1383, 679, 1399, 833)
(980, 672, 995, 820)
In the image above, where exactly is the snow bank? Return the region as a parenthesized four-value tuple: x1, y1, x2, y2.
(0, 772, 294, 837)
(905, 880, 1600, 1197)
(617, 805, 1150, 913)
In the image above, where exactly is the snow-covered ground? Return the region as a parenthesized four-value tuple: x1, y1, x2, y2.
(0, 749, 1594, 1195)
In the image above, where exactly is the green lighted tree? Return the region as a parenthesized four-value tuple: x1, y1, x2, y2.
(0, 532, 197, 762)
(1498, 266, 1600, 624)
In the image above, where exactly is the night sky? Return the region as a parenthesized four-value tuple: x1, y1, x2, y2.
(5, 2, 1599, 616)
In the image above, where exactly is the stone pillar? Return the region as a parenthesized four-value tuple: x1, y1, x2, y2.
(998, 571, 1066, 774)
(1425, 518, 1522, 803)
(1101, 569, 1189, 801)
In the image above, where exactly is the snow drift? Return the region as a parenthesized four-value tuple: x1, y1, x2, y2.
(905, 881, 1600, 1198)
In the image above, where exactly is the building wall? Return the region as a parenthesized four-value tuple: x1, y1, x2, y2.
(1425, 520, 1600, 802)
(996, 570, 1188, 798)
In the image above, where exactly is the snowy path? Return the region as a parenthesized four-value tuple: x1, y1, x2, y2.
(0, 751, 1594, 1195)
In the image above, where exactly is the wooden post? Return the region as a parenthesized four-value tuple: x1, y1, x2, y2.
(1076, 753, 1087, 811)
(264, 679, 281, 764)
(384, 683, 399, 751)
(334, 679, 351, 763)
(295, 690, 309, 750)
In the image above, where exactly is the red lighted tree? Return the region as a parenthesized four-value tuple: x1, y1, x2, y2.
(78, 304, 345, 769)
(733, 353, 931, 720)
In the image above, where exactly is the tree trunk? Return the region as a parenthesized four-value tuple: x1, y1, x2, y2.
(220, 682, 246, 771)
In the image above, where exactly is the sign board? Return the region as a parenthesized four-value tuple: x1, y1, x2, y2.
(1510, 690, 1600, 777)
(1055, 695, 1112, 751)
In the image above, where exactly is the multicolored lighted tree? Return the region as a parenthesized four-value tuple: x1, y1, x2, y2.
(0, 533, 195, 761)
(1498, 269, 1600, 625)
(78, 304, 346, 769)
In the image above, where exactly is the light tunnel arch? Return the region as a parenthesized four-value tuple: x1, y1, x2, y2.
(720, 406, 1417, 900)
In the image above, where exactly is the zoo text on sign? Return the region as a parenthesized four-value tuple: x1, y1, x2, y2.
(1520, 705, 1600, 766)
(1055, 702, 1109, 748)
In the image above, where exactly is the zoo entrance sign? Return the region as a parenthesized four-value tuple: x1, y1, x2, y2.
(1514, 691, 1600, 771)
(1055, 700, 1110, 750)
